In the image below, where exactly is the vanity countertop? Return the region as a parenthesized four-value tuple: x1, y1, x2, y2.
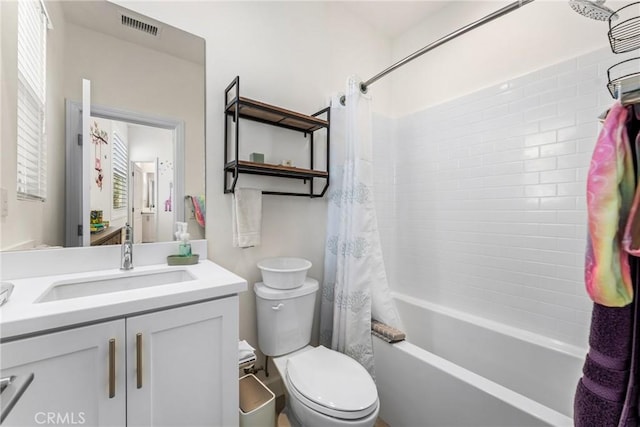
(0, 259, 247, 341)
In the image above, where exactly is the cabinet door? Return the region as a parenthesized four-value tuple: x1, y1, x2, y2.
(0, 320, 126, 426)
(127, 297, 239, 427)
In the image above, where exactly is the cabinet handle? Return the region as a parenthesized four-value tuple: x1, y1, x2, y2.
(108, 339, 115, 398)
(0, 373, 34, 423)
(136, 333, 143, 389)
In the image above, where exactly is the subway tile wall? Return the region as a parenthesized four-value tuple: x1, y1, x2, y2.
(373, 114, 397, 289)
(373, 47, 637, 348)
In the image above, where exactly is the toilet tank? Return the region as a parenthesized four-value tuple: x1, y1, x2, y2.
(254, 278, 318, 356)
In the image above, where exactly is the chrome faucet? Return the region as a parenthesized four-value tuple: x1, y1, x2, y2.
(121, 223, 133, 270)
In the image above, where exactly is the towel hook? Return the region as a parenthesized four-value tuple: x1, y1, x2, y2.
(616, 81, 623, 102)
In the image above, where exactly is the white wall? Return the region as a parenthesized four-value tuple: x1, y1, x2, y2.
(43, 1, 67, 248)
(116, 0, 393, 389)
(128, 124, 174, 241)
(89, 117, 114, 225)
(88, 118, 130, 231)
(372, 114, 398, 294)
(390, 1, 617, 115)
(1, 1, 66, 250)
(111, 121, 129, 228)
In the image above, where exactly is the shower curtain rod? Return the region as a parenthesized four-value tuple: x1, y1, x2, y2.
(343, 0, 535, 103)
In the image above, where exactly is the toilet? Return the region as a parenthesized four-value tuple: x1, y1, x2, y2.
(254, 278, 380, 427)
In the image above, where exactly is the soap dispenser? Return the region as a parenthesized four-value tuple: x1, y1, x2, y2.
(175, 222, 192, 257)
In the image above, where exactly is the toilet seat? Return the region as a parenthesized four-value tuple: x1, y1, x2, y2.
(285, 346, 378, 420)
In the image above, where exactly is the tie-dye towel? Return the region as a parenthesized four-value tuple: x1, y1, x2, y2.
(190, 195, 205, 228)
(585, 102, 635, 307)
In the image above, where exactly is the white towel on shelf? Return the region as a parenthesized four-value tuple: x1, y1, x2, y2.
(238, 340, 256, 365)
(232, 188, 262, 248)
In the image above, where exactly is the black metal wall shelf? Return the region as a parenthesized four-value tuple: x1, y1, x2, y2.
(224, 76, 330, 197)
(224, 160, 329, 179)
(225, 97, 327, 133)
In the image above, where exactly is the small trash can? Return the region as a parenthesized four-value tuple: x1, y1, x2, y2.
(239, 374, 275, 427)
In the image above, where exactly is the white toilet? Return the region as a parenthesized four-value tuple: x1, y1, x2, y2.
(254, 278, 380, 427)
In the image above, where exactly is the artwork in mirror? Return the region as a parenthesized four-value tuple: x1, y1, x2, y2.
(0, 0, 205, 251)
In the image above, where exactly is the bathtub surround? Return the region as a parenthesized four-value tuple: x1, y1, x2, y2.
(374, 338, 564, 426)
(374, 295, 582, 426)
(374, 46, 638, 347)
(320, 77, 401, 373)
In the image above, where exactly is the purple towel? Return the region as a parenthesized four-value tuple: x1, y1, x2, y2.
(575, 380, 624, 427)
(590, 302, 633, 360)
(574, 303, 633, 427)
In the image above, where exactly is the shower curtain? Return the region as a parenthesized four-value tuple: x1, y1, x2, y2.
(320, 76, 402, 374)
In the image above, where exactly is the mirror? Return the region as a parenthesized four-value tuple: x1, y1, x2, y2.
(0, 0, 205, 251)
(139, 163, 156, 212)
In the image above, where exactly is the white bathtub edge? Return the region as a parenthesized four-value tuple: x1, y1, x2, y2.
(383, 338, 573, 426)
(391, 291, 588, 358)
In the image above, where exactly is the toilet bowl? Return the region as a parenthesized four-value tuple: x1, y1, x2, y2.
(254, 280, 379, 427)
(273, 346, 379, 427)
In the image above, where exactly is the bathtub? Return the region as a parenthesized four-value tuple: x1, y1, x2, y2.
(373, 293, 585, 426)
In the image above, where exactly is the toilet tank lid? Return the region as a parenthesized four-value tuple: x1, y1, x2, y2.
(254, 278, 318, 300)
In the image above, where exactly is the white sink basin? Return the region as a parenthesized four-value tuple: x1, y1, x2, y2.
(36, 269, 195, 303)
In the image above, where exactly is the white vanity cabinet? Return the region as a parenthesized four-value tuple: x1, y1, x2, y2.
(141, 213, 157, 243)
(0, 320, 126, 426)
(127, 297, 238, 426)
(1, 297, 239, 427)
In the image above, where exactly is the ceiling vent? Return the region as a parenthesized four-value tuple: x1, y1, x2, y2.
(121, 14, 158, 36)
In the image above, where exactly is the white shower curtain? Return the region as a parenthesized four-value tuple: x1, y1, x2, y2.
(320, 76, 402, 375)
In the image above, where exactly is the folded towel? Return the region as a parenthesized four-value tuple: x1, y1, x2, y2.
(589, 301, 634, 361)
(585, 102, 635, 307)
(575, 380, 624, 427)
(232, 188, 262, 248)
(190, 195, 206, 228)
(239, 340, 256, 365)
(371, 320, 406, 343)
(574, 302, 633, 426)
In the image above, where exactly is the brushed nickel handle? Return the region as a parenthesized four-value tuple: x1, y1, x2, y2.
(0, 377, 13, 392)
(108, 339, 115, 398)
(0, 373, 35, 423)
(136, 333, 142, 389)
